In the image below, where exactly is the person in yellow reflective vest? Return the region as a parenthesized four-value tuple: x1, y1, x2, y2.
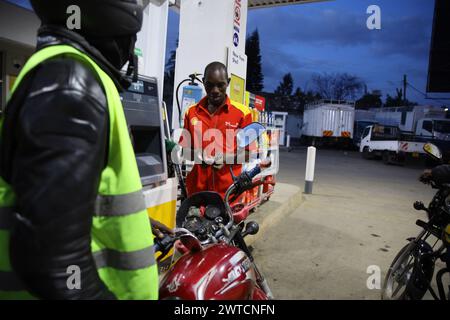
(0, 0, 168, 299)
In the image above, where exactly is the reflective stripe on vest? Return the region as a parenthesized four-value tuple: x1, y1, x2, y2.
(95, 190, 146, 217)
(0, 45, 159, 300)
(93, 246, 156, 270)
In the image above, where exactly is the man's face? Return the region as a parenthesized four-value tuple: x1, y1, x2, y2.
(203, 69, 229, 107)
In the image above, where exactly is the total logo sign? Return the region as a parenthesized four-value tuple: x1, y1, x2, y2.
(233, 0, 242, 47)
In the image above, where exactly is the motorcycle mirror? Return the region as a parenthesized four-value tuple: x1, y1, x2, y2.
(423, 143, 442, 161)
(242, 221, 259, 237)
(237, 122, 266, 149)
(413, 201, 426, 211)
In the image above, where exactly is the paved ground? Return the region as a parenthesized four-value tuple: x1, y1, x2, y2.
(253, 148, 448, 299)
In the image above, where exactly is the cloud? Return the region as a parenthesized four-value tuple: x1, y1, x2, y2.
(260, 49, 324, 91)
(250, 8, 432, 59)
(361, 15, 431, 60)
(247, 4, 433, 94)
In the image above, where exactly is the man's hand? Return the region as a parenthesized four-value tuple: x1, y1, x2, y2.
(213, 152, 224, 170)
(419, 169, 433, 184)
(202, 152, 225, 170)
(150, 218, 174, 239)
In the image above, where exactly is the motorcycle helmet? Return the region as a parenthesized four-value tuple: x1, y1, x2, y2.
(30, 0, 144, 80)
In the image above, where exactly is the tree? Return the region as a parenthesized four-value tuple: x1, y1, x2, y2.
(291, 87, 307, 113)
(312, 72, 365, 101)
(245, 29, 264, 92)
(384, 88, 418, 107)
(384, 89, 403, 108)
(271, 73, 294, 113)
(269, 74, 306, 113)
(274, 73, 294, 96)
(356, 92, 382, 109)
(263, 73, 323, 114)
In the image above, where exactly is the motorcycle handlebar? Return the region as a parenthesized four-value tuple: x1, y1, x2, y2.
(429, 180, 450, 190)
(221, 160, 269, 235)
(194, 159, 272, 243)
(246, 166, 261, 180)
(154, 228, 196, 253)
(153, 241, 161, 253)
(419, 176, 440, 190)
(153, 234, 175, 255)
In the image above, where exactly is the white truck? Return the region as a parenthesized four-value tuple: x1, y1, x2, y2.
(302, 100, 355, 146)
(372, 105, 450, 140)
(415, 118, 450, 140)
(359, 124, 426, 165)
(353, 110, 378, 148)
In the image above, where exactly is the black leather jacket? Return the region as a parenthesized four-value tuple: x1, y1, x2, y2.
(0, 27, 130, 299)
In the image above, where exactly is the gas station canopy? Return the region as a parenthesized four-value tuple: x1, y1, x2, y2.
(248, 0, 328, 9)
(170, 0, 328, 10)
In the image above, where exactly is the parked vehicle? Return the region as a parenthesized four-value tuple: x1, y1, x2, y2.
(360, 124, 426, 164)
(416, 118, 450, 140)
(154, 122, 274, 300)
(381, 143, 450, 300)
(302, 100, 355, 146)
(373, 105, 450, 140)
(353, 120, 377, 148)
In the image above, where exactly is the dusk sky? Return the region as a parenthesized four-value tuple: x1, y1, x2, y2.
(166, 0, 442, 106)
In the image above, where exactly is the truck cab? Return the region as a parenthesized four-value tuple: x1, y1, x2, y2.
(415, 118, 450, 140)
(359, 124, 400, 153)
(360, 124, 426, 164)
(354, 120, 378, 147)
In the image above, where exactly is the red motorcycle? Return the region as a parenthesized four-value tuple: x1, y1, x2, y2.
(154, 123, 274, 300)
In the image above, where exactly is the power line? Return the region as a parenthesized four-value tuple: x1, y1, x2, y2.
(407, 82, 449, 106)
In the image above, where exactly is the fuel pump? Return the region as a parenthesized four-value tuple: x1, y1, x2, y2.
(176, 73, 204, 127)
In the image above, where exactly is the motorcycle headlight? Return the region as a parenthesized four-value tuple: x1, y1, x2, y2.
(444, 194, 450, 210)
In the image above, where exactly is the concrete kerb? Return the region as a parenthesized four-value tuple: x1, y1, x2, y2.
(246, 183, 305, 246)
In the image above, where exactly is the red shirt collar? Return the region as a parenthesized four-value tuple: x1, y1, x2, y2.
(197, 96, 230, 115)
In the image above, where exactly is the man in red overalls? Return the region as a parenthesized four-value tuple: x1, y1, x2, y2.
(180, 62, 253, 198)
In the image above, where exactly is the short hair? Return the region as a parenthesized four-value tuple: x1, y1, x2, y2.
(204, 62, 228, 79)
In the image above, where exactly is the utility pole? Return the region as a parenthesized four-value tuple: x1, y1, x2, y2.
(403, 74, 407, 103)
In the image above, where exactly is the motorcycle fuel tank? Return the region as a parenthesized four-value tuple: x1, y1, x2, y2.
(159, 243, 257, 300)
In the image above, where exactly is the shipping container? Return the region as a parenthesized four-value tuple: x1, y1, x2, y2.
(302, 100, 355, 142)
